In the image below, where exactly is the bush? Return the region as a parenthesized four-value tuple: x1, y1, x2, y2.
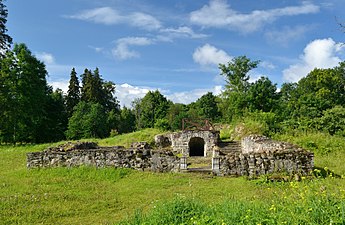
(154, 118, 170, 131)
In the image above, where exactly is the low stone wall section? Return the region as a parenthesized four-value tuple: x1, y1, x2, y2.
(27, 142, 180, 173)
(217, 135, 314, 177)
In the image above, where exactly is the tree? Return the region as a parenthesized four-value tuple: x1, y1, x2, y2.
(193, 92, 220, 121)
(291, 66, 345, 119)
(0, 0, 12, 57)
(40, 89, 68, 142)
(118, 107, 136, 134)
(139, 90, 171, 128)
(0, 43, 51, 143)
(219, 56, 259, 121)
(66, 68, 80, 117)
(318, 106, 345, 136)
(66, 101, 108, 140)
(132, 98, 142, 130)
(80, 68, 119, 113)
(166, 103, 189, 131)
(247, 77, 279, 112)
(219, 56, 259, 92)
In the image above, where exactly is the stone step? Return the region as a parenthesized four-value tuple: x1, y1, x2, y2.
(218, 141, 242, 155)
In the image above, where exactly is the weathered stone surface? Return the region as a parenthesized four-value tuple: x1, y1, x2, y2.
(219, 135, 314, 177)
(155, 130, 220, 157)
(154, 134, 172, 148)
(27, 143, 179, 173)
(27, 134, 314, 178)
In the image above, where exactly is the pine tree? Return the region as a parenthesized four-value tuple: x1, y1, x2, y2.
(66, 68, 80, 117)
(0, 0, 12, 57)
(80, 68, 93, 102)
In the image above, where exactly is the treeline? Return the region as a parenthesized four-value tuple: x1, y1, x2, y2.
(1, 1, 345, 143)
(2, 44, 345, 144)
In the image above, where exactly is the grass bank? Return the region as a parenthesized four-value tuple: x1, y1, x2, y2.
(1, 129, 345, 224)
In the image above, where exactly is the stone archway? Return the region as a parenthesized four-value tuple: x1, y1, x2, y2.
(189, 137, 205, 156)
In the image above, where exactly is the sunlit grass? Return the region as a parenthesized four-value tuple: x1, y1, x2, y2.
(1, 129, 345, 224)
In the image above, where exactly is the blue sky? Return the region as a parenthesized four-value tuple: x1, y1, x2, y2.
(6, 0, 345, 107)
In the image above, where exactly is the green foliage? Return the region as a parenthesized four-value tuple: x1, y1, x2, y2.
(288, 66, 345, 120)
(154, 118, 170, 131)
(123, 183, 345, 225)
(136, 90, 171, 129)
(317, 106, 345, 136)
(81, 68, 119, 113)
(117, 106, 136, 134)
(66, 101, 108, 140)
(0, 43, 56, 143)
(166, 103, 189, 131)
(0, 0, 12, 56)
(192, 92, 220, 121)
(66, 68, 80, 117)
(219, 125, 233, 141)
(275, 130, 345, 156)
(219, 56, 260, 121)
(40, 89, 68, 142)
(247, 76, 279, 112)
(219, 55, 259, 92)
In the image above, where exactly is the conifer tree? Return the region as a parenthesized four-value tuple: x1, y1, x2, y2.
(0, 0, 12, 57)
(80, 68, 93, 102)
(66, 68, 80, 117)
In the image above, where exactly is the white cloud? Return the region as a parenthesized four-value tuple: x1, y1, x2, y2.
(158, 26, 208, 41)
(116, 83, 152, 107)
(190, 0, 319, 33)
(48, 79, 69, 93)
(167, 86, 223, 104)
(193, 44, 232, 66)
(36, 52, 55, 64)
(67, 7, 161, 31)
(112, 37, 153, 60)
(260, 61, 276, 70)
(116, 83, 224, 107)
(265, 25, 312, 46)
(283, 38, 344, 82)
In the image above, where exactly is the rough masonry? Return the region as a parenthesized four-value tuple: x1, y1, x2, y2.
(27, 132, 314, 178)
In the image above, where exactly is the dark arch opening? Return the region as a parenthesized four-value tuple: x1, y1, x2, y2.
(189, 137, 205, 156)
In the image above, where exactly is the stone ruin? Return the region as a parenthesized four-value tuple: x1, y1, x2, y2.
(27, 131, 314, 178)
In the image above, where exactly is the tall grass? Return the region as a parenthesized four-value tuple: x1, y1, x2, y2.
(122, 179, 345, 225)
(1, 128, 345, 224)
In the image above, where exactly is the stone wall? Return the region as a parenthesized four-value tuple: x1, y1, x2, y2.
(155, 130, 220, 157)
(217, 135, 314, 177)
(27, 142, 180, 172)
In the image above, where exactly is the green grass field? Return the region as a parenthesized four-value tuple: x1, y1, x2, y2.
(1, 129, 345, 224)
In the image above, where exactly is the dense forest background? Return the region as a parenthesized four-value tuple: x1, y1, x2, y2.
(1, 1, 345, 144)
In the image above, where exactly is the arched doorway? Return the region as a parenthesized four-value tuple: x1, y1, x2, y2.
(189, 137, 205, 156)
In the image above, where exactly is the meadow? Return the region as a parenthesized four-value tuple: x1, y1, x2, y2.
(1, 129, 345, 224)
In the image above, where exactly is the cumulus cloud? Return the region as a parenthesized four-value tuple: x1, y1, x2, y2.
(193, 44, 232, 66)
(116, 83, 152, 107)
(190, 0, 319, 33)
(112, 37, 153, 60)
(283, 38, 344, 82)
(67, 7, 161, 31)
